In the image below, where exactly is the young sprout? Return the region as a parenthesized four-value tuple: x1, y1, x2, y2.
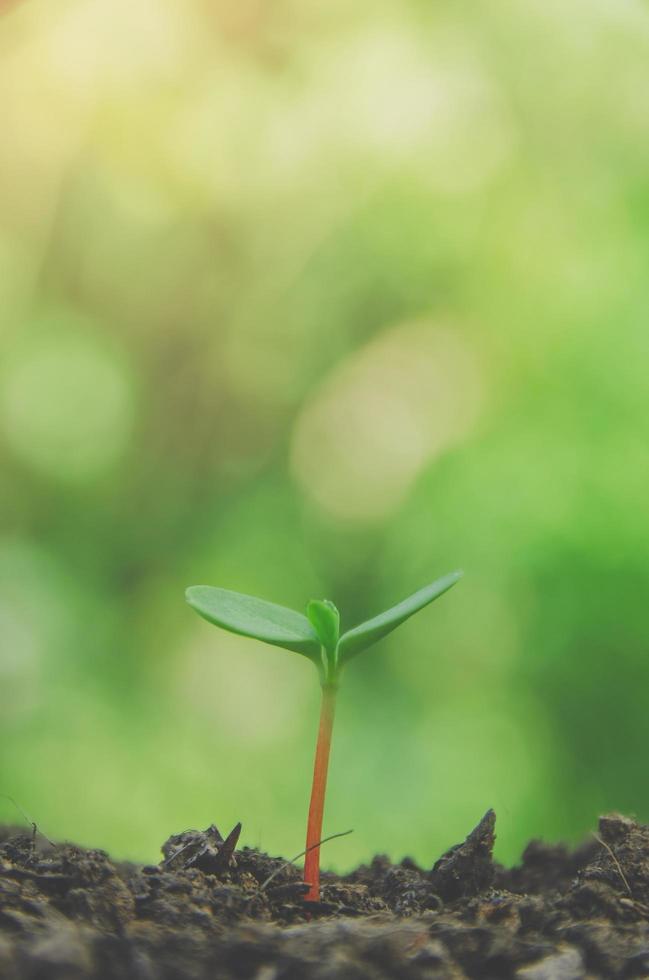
(185, 570, 462, 902)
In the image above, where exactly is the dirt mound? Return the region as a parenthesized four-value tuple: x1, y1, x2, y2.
(2, 811, 649, 978)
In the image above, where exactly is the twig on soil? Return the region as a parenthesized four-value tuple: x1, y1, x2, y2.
(0, 795, 56, 850)
(259, 829, 353, 893)
(594, 833, 632, 898)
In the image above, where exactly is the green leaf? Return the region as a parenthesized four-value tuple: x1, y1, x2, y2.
(306, 599, 340, 656)
(337, 571, 462, 665)
(186, 586, 321, 661)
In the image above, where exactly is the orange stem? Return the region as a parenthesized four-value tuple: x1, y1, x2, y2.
(303, 683, 337, 902)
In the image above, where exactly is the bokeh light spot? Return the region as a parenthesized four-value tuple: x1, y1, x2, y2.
(1, 313, 135, 483)
(178, 630, 312, 746)
(290, 319, 485, 523)
(0, 539, 73, 720)
(327, 29, 514, 192)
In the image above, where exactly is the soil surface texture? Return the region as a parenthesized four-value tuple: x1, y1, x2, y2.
(2, 810, 649, 978)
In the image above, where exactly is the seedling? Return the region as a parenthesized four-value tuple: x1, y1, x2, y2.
(185, 569, 461, 902)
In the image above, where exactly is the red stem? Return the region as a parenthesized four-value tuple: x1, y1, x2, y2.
(303, 683, 337, 902)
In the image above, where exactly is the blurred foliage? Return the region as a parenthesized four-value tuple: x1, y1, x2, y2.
(2, 0, 649, 870)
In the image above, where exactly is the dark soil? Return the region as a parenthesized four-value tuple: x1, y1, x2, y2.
(2, 810, 649, 978)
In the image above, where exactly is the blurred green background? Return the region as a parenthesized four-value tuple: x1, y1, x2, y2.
(1, 0, 649, 872)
